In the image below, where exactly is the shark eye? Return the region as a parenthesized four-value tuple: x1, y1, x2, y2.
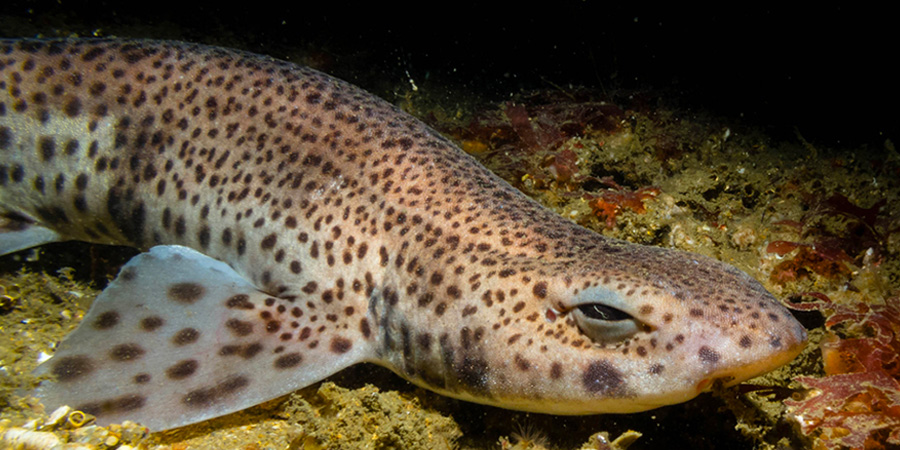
(572, 304, 642, 345)
(578, 304, 631, 321)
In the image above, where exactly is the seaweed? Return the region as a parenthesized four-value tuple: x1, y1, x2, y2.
(786, 295, 900, 449)
(767, 194, 892, 286)
(584, 177, 660, 228)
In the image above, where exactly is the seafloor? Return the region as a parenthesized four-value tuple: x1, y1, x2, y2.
(1, 7, 898, 450)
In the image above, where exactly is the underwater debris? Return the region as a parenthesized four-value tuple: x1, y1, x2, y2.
(0, 405, 148, 450)
(587, 429, 642, 450)
(0, 282, 20, 314)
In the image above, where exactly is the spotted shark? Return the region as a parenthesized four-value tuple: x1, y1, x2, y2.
(0, 39, 807, 431)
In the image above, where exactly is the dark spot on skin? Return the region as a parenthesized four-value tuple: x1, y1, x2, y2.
(93, 310, 120, 329)
(182, 375, 250, 408)
(649, 363, 665, 375)
(140, 316, 164, 331)
(330, 337, 352, 354)
(117, 267, 137, 281)
(109, 343, 145, 361)
(533, 281, 548, 299)
(51, 355, 94, 382)
(514, 354, 531, 371)
(173, 327, 200, 346)
(582, 360, 624, 395)
(168, 282, 205, 303)
(134, 373, 151, 384)
(78, 394, 146, 416)
(226, 318, 253, 336)
(360, 318, 371, 338)
(301, 281, 317, 294)
(39, 136, 55, 161)
(699, 346, 720, 364)
(220, 343, 264, 359)
(261, 233, 277, 250)
(274, 352, 303, 369)
(0, 126, 11, 150)
(225, 294, 254, 309)
(550, 362, 563, 379)
(739, 335, 752, 348)
(769, 337, 783, 349)
(417, 333, 432, 351)
(64, 97, 82, 117)
(198, 226, 211, 248)
(454, 356, 491, 395)
(166, 359, 199, 379)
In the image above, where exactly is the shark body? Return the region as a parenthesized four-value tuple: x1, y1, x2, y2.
(0, 39, 806, 431)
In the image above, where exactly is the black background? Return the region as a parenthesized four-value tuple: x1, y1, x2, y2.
(1, 2, 895, 149)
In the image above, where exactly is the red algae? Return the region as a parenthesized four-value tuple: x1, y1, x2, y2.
(766, 193, 890, 287)
(584, 178, 660, 228)
(770, 246, 853, 284)
(543, 149, 580, 182)
(786, 296, 900, 449)
(787, 372, 900, 449)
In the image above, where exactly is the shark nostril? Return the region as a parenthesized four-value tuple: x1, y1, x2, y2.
(696, 377, 713, 392)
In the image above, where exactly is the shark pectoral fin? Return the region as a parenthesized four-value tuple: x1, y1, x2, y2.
(0, 215, 61, 256)
(34, 245, 368, 431)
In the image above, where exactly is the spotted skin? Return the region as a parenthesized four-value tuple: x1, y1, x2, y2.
(0, 39, 806, 430)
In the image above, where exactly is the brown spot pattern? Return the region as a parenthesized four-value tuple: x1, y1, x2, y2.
(166, 359, 199, 379)
(51, 355, 95, 382)
(582, 360, 624, 395)
(109, 343, 145, 361)
(93, 310, 120, 329)
(182, 375, 250, 408)
(172, 327, 200, 346)
(0, 39, 807, 424)
(168, 282, 205, 303)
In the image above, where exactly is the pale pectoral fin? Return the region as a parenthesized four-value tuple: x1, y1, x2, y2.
(0, 214, 61, 256)
(35, 245, 368, 431)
